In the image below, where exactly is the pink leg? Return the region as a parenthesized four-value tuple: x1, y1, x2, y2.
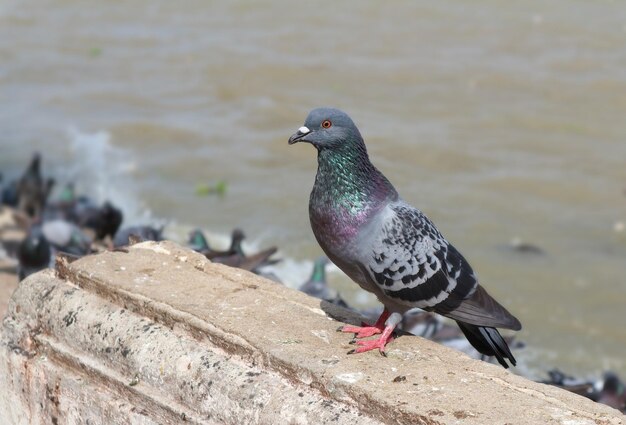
(338, 309, 390, 338)
(348, 325, 396, 355)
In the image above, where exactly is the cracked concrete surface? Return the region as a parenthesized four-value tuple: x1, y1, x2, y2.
(0, 240, 623, 424)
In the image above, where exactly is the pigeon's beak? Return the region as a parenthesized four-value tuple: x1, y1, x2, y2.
(288, 126, 311, 145)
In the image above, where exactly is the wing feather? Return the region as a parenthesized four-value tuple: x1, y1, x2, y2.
(364, 203, 477, 309)
(362, 202, 520, 330)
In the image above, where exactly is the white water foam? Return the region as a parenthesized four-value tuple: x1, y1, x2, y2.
(55, 127, 154, 226)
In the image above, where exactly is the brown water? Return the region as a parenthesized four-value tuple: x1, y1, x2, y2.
(2, 1, 626, 378)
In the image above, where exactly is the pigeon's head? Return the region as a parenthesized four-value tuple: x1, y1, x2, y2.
(288, 108, 363, 151)
(230, 228, 246, 253)
(603, 372, 625, 396)
(231, 228, 245, 243)
(26, 152, 42, 174)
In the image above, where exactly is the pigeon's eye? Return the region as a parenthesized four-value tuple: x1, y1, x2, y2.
(321, 120, 332, 129)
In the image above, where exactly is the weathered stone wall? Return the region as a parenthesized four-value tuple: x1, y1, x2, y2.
(0, 241, 623, 424)
(0, 207, 20, 317)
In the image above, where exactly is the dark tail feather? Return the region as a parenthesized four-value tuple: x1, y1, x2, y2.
(441, 286, 522, 330)
(456, 321, 517, 369)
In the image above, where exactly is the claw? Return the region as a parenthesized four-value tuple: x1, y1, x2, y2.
(344, 326, 395, 355)
(339, 309, 398, 355)
(339, 324, 384, 339)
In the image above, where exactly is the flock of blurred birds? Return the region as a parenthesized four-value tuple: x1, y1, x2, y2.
(0, 153, 624, 414)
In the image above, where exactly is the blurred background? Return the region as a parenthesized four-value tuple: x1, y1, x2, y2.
(1, 1, 625, 381)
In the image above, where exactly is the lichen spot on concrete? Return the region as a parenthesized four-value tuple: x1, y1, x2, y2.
(307, 307, 326, 317)
(176, 356, 193, 374)
(311, 330, 330, 344)
(63, 311, 78, 327)
(335, 373, 364, 384)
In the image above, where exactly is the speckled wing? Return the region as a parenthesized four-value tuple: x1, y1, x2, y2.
(365, 202, 520, 330)
(365, 202, 477, 310)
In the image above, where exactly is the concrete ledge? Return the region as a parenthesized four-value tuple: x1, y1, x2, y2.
(1, 241, 623, 424)
(0, 207, 20, 317)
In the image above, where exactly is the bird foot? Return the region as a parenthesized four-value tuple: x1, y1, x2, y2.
(338, 323, 384, 339)
(347, 329, 395, 355)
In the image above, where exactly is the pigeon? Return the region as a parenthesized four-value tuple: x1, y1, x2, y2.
(42, 219, 92, 256)
(540, 369, 598, 402)
(1, 175, 19, 207)
(113, 225, 163, 248)
(597, 372, 626, 412)
(188, 229, 213, 253)
(202, 228, 247, 261)
(17, 153, 55, 218)
(42, 183, 79, 221)
(506, 237, 545, 256)
(188, 229, 279, 272)
(78, 201, 123, 240)
(288, 107, 521, 368)
(221, 229, 280, 271)
(299, 257, 350, 308)
(42, 183, 123, 240)
(17, 225, 52, 280)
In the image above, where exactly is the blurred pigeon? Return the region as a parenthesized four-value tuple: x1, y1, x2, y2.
(299, 257, 349, 308)
(17, 225, 52, 280)
(58, 182, 75, 203)
(17, 153, 54, 217)
(43, 184, 122, 240)
(42, 219, 92, 256)
(1, 175, 19, 207)
(289, 108, 521, 368)
(201, 228, 245, 260)
(218, 229, 279, 272)
(540, 369, 598, 401)
(42, 183, 79, 221)
(0, 172, 3, 204)
(113, 225, 163, 248)
(542, 369, 584, 387)
(506, 237, 545, 256)
(189, 228, 279, 272)
(598, 372, 626, 412)
(187, 228, 234, 258)
(78, 201, 123, 240)
(188, 229, 212, 253)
